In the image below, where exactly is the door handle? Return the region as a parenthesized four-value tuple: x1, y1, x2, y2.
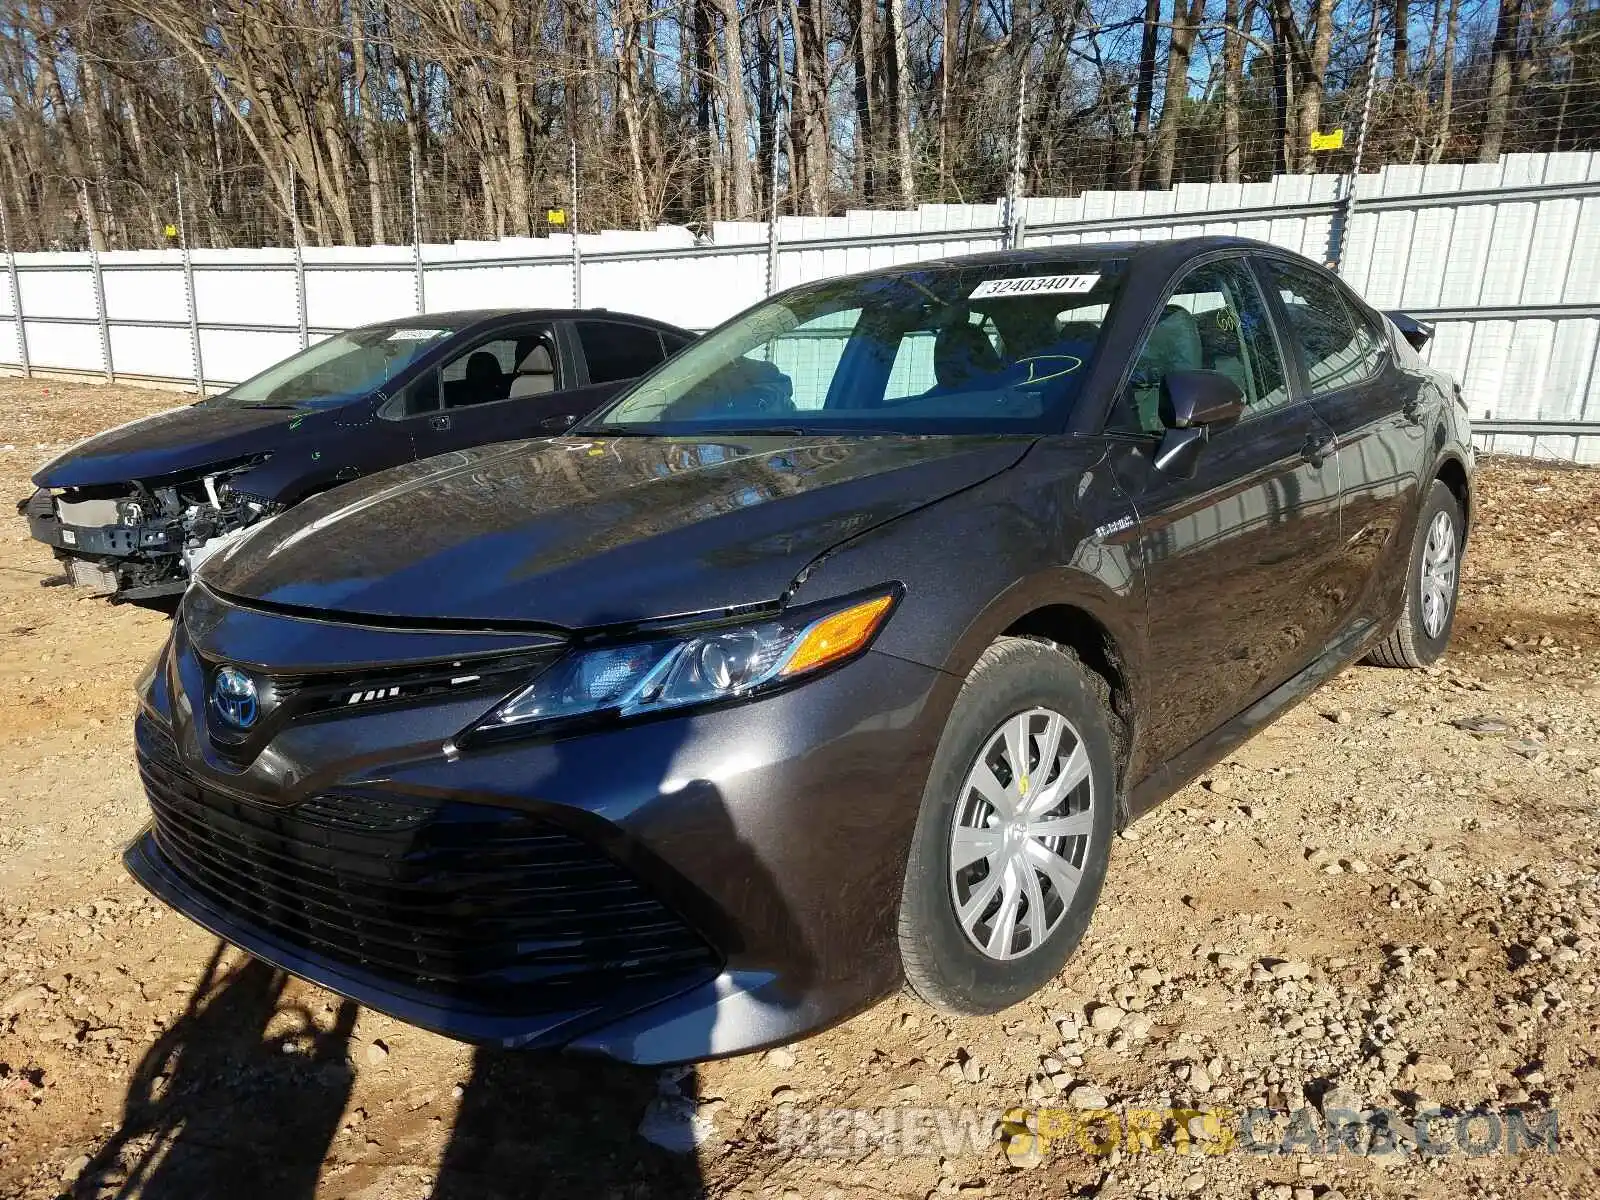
(1302, 433, 1336, 467)
(429, 413, 451, 432)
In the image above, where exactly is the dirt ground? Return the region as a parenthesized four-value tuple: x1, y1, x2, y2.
(1, 375, 1598, 1200)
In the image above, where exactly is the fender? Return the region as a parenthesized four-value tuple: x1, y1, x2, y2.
(785, 436, 1149, 786)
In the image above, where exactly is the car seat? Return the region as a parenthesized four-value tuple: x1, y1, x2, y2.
(1130, 305, 1202, 431)
(1196, 308, 1250, 399)
(509, 343, 557, 399)
(454, 351, 505, 406)
(933, 322, 1004, 390)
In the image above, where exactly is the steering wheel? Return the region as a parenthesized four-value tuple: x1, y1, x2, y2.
(714, 377, 796, 415)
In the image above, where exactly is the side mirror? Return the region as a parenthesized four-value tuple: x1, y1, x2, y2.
(539, 412, 578, 433)
(1153, 370, 1245, 478)
(1159, 369, 1246, 430)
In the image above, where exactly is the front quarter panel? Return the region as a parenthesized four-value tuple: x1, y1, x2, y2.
(787, 435, 1146, 747)
(221, 400, 393, 503)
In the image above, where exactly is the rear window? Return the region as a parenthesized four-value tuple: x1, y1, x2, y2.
(589, 260, 1129, 435)
(577, 321, 667, 384)
(1266, 260, 1388, 394)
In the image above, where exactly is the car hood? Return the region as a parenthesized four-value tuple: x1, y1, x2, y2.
(32, 402, 317, 488)
(200, 433, 1033, 628)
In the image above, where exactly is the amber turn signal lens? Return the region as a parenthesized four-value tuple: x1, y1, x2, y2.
(779, 593, 896, 678)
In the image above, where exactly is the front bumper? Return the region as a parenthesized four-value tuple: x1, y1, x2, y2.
(22, 488, 177, 558)
(21, 488, 184, 597)
(124, 597, 957, 1063)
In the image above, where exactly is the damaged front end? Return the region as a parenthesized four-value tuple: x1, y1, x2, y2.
(20, 457, 282, 603)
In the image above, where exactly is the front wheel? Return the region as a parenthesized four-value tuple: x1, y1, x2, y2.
(897, 636, 1116, 1014)
(1367, 479, 1464, 669)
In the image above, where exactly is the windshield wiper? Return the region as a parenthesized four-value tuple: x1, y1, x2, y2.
(575, 423, 813, 438)
(692, 426, 810, 437)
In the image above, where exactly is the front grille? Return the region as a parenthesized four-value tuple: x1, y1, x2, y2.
(195, 647, 559, 761)
(136, 724, 718, 1013)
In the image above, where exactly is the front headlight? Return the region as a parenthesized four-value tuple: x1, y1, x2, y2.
(471, 589, 899, 738)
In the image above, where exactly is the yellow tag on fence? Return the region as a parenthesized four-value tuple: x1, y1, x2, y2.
(1310, 128, 1345, 152)
(546, 209, 566, 226)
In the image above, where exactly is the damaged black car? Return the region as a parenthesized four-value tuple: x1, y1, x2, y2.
(20, 308, 694, 603)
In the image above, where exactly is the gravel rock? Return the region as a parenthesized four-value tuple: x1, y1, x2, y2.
(1451, 715, 1513, 735)
(1066, 1085, 1109, 1109)
(638, 1095, 716, 1152)
(1088, 1004, 1124, 1031)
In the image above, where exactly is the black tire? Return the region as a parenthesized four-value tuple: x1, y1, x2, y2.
(1367, 479, 1464, 669)
(898, 636, 1116, 1015)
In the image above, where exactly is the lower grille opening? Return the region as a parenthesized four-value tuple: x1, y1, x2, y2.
(136, 724, 718, 1014)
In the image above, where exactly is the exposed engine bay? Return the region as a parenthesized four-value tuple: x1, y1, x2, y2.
(20, 459, 282, 603)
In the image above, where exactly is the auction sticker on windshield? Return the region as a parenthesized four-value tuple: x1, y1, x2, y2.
(387, 328, 449, 341)
(970, 274, 1100, 299)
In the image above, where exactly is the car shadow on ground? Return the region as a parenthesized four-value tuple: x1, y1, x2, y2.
(73, 944, 358, 1197)
(72, 942, 713, 1199)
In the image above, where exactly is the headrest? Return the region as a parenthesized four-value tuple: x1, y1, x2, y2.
(934, 322, 1003, 389)
(464, 351, 503, 385)
(518, 343, 554, 373)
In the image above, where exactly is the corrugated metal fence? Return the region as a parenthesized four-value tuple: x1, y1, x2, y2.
(3, 150, 1598, 462)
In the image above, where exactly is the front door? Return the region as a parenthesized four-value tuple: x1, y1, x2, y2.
(1107, 255, 1345, 770)
(403, 323, 574, 458)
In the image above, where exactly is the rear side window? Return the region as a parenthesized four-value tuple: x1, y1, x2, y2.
(577, 321, 667, 384)
(1266, 260, 1388, 395)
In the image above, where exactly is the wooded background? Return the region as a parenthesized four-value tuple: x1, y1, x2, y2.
(0, 0, 1595, 250)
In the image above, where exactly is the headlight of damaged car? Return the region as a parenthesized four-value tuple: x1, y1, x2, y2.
(473, 589, 899, 737)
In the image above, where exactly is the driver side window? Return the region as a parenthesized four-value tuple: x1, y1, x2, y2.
(392, 325, 559, 417)
(1110, 259, 1288, 435)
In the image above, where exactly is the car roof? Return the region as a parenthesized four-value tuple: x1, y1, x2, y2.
(379, 309, 692, 334)
(837, 235, 1298, 281)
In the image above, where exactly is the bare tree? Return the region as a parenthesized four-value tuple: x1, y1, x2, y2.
(1130, 0, 1163, 186)
(1153, 0, 1207, 186)
(1480, 0, 1525, 161)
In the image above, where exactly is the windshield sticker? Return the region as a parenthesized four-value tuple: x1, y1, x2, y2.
(386, 328, 448, 341)
(1016, 354, 1085, 385)
(970, 274, 1100, 300)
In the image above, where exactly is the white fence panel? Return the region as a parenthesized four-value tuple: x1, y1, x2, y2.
(584, 249, 767, 328)
(424, 260, 573, 312)
(23, 320, 100, 372)
(108, 324, 191, 379)
(17, 256, 97, 319)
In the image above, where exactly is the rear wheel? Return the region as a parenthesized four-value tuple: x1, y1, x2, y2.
(1367, 479, 1463, 668)
(898, 636, 1115, 1014)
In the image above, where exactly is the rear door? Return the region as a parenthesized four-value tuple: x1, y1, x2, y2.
(1110, 254, 1344, 769)
(1259, 256, 1427, 628)
(571, 319, 677, 411)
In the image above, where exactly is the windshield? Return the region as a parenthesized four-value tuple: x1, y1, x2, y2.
(584, 259, 1128, 435)
(206, 324, 459, 407)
